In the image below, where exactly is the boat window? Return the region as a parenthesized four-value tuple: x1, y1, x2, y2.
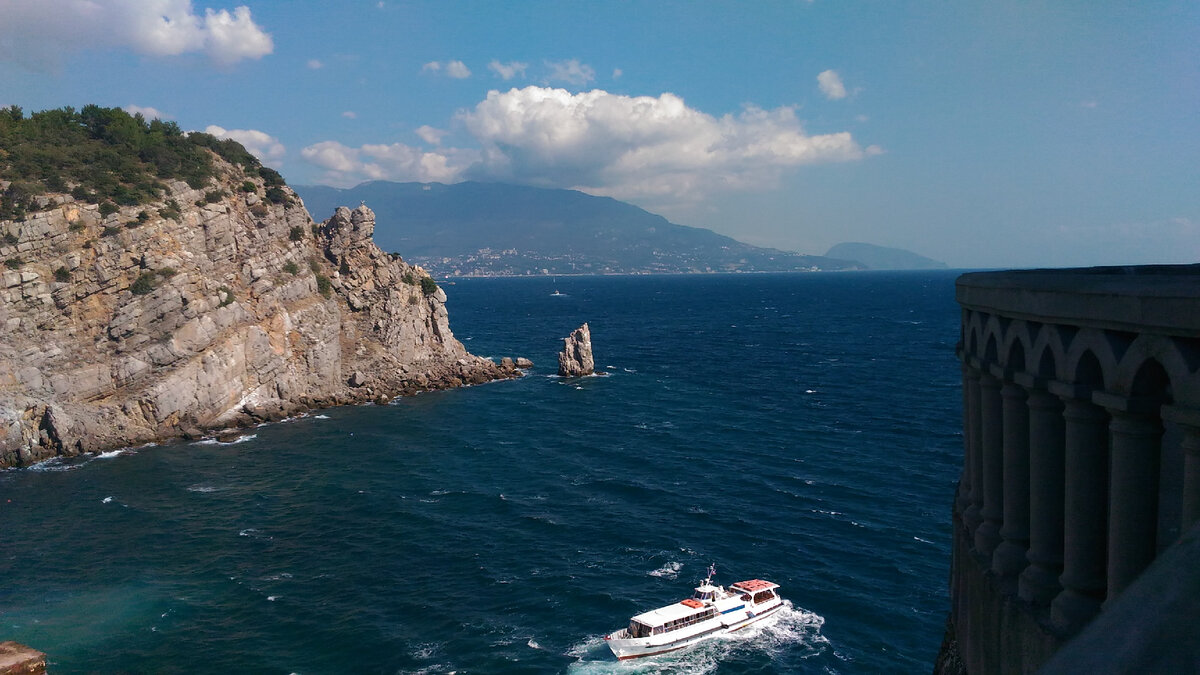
(629, 621, 654, 638)
(752, 590, 775, 604)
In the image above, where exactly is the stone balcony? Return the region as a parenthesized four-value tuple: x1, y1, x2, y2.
(944, 264, 1200, 673)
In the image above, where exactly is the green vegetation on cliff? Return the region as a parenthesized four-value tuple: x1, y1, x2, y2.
(0, 104, 283, 221)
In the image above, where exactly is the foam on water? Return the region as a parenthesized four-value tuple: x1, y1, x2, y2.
(648, 561, 682, 579)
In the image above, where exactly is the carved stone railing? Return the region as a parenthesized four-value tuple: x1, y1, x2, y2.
(946, 264, 1200, 673)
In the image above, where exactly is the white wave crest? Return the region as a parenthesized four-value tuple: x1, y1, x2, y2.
(648, 561, 682, 579)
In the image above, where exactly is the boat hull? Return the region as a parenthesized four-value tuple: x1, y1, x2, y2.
(606, 600, 783, 660)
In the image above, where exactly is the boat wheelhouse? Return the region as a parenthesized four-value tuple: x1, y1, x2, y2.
(605, 568, 784, 660)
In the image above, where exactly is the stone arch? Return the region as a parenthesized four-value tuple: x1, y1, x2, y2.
(1064, 328, 1120, 390)
(982, 314, 1005, 365)
(1002, 321, 1034, 373)
(1030, 324, 1068, 381)
(965, 310, 986, 357)
(1130, 359, 1172, 403)
(1112, 335, 1195, 403)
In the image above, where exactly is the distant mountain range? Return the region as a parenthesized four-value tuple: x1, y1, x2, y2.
(825, 242, 947, 270)
(295, 181, 862, 276)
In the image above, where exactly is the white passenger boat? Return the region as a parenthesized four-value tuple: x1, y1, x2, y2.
(604, 567, 784, 660)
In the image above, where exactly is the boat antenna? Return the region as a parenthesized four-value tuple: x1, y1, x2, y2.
(706, 563, 716, 583)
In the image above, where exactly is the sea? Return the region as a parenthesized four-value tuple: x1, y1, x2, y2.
(0, 271, 964, 674)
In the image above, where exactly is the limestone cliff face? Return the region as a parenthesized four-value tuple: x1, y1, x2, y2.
(0, 156, 514, 467)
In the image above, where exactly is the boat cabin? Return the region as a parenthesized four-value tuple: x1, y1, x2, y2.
(628, 600, 719, 637)
(730, 579, 780, 605)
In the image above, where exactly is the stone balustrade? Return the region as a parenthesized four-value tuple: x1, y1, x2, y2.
(943, 264, 1200, 673)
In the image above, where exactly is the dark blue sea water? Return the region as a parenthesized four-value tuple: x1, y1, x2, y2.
(0, 271, 963, 674)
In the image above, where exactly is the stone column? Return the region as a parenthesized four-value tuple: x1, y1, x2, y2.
(1096, 392, 1163, 604)
(956, 359, 973, 520)
(992, 373, 1031, 577)
(974, 370, 1004, 556)
(963, 365, 985, 536)
(1049, 382, 1110, 634)
(1163, 407, 1200, 531)
(1018, 380, 1066, 605)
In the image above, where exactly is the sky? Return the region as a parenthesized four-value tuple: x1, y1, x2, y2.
(0, 1, 1197, 268)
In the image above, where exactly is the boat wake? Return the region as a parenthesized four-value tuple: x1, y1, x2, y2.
(565, 601, 828, 674)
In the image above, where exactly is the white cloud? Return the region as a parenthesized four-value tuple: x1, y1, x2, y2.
(123, 104, 170, 120)
(342, 111, 357, 119)
(457, 86, 871, 202)
(1081, 100, 1098, 108)
(204, 124, 286, 165)
(423, 60, 470, 78)
(488, 59, 528, 81)
(415, 125, 447, 145)
(817, 69, 847, 100)
(300, 140, 472, 187)
(545, 59, 595, 85)
(307, 58, 323, 69)
(0, 0, 273, 69)
(612, 68, 623, 79)
(302, 86, 875, 202)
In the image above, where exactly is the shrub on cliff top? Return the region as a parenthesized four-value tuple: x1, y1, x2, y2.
(420, 276, 438, 295)
(0, 105, 285, 219)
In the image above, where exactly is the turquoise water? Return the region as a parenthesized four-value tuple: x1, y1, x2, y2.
(0, 272, 963, 673)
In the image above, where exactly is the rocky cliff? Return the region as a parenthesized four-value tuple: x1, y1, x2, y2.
(557, 323, 595, 377)
(0, 155, 517, 468)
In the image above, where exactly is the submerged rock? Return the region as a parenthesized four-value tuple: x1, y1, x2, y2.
(558, 323, 595, 377)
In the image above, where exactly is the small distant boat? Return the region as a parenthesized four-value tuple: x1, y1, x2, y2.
(604, 566, 784, 660)
(551, 289, 565, 297)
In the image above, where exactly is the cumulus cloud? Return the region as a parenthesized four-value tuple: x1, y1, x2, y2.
(488, 59, 528, 81)
(545, 59, 595, 85)
(204, 124, 286, 165)
(307, 58, 323, 69)
(456, 86, 870, 201)
(0, 1, 274, 69)
(817, 69, 847, 100)
(342, 111, 357, 119)
(302, 86, 874, 201)
(124, 104, 170, 120)
(415, 125, 447, 145)
(300, 140, 472, 186)
(423, 59, 470, 78)
(612, 68, 623, 79)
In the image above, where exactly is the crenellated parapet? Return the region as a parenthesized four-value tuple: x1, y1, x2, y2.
(945, 264, 1200, 673)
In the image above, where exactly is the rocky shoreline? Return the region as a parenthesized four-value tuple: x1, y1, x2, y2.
(0, 154, 527, 468)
